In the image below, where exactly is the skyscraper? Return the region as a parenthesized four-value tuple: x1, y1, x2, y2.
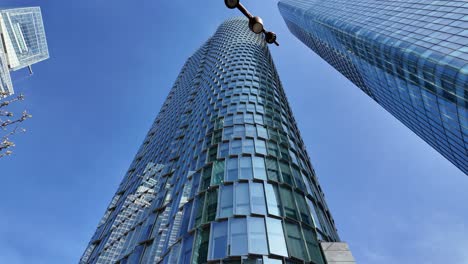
(0, 7, 49, 96)
(80, 17, 354, 264)
(278, 0, 468, 175)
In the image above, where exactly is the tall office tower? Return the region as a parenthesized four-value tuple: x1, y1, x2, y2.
(278, 0, 468, 175)
(0, 7, 49, 96)
(80, 17, 354, 264)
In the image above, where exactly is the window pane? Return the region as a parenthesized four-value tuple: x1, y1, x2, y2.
(200, 165, 212, 191)
(234, 113, 243, 124)
(280, 187, 298, 220)
(179, 201, 193, 237)
(208, 146, 217, 162)
(223, 127, 233, 140)
(209, 221, 228, 260)
(204, 189, 218, 223)
(192, 227, 210, 264)
(291, 167, 305, 190)
(280, 162, 294, 186)
(245, 113, 254, 123)
(218, 185, 233, 218)
(285, 222, 308, 260)
(233, 125, 245, 137)
(263, 257, 282, 264)
(257, 125, 268, 139)
(267, 142, 279, 157)
(303, 226, 325, 264)
(212, 160, 225, 186)
(306, 198, 322, 231)
(294, 191, 312, 226)
(229, 218, 248, 256)
(264, 183, 281, 216)
(255, 139, 267, 155)
(226, 157, 238, 181)
(235, 183, 250, 215)
(231, 139, 242, 155)
(266, 158, 279, 182)
(219, 142, 229, 158)
(253, 156, 267, 180)
(248, 217, 268, 254)
(190, 194, 205, 229)
(251, 182, 266, 215)
(180, 235, 194, 264)
(243, 138, 255, 154)
(265, 217, 288, 257)
(240, 156, 253, 180)
(245, 124, 257, 137)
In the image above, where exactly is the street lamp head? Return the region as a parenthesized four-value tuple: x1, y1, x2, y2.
(265, 31, 278, 45)
(249, 16, 264, 34)
(225, 0, 239, 9)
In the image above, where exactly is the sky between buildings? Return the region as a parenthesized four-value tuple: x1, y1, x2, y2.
(0, 0, 466, 264)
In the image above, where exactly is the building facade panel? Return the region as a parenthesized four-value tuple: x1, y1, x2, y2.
(279, 0, 468, 174)
(80, 17, 340, 264)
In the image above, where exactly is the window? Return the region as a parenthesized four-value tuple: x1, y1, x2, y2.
(234, 113, 243, 124)
(306, 198, 322, 230)
(245, 124, 257, 137)
(294, 192, 312, 226)
(209, 221, 228, 260)
(239, 156, 253, 180)
(253, 157, 267, 180)
(257, 125, 268, 139)
(218, 185, 233, 218)
(264, 183, 281, 216)
(193, 227, 210, 264)
(243, 138, 255, 154)
(267, 142, 279, 157)
(245, 113, 254, 123)
(223, 127, 233, 140)
(229, 218, 248, 256)
(280, 187, 298, 220)
(180, 235, 194, 264)
(204, 189, 218, 223)
(248, 217, 268, 254)
(226, 157, 238, 181)
(212, 160, 225, 186)
(279, 162, 294, 186)
(266, 158, 280, 181)
(190, 194, 205, 229)
(200, 165, 212, 191)
(179, 201, 193, 237)
(231, 139, 242, 155)
(302, 226, 324, 264)
(250, 182, 266, 215)
(233, 125, 245, 137)
(291, 167, 306, 190)
(219, 142, 229, 158)
(265, 217, 288, 257)
(284, 222, 308, 260)
(255, 139, 267, 155)
(235, 183, 250, 215)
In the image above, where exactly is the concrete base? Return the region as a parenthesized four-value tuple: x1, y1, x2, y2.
(320, 242, 356, 264)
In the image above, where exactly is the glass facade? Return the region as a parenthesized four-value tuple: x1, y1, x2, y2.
(80, 17, 339, 264)
(0, 7, 49, 95)
(278, 0, 468, 175)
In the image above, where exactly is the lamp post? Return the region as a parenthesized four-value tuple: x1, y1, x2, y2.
(224, 0, 279, 46)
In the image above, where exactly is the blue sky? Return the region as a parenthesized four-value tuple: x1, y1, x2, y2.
(0, 1, 466, 263)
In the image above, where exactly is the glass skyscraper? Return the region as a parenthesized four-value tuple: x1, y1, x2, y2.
(0, 7, 49, 95)
(278, 0, 468, 175)
(80, 17, 350, 264)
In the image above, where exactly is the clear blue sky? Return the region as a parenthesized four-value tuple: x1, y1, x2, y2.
(1, 1, 466, 263)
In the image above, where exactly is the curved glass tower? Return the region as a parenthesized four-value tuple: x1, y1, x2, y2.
(279, 0, 468, 175)
(80, 17, 343, 264)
